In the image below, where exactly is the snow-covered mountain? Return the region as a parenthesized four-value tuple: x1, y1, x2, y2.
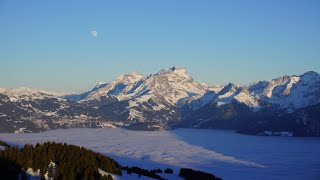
(182, 83, 261, 114)
(66, 66, 208, 126)
(0, 87, 116, 133)
(1, 67, 319, 136)
(183, 71, 320, 112)
(69, 66, 207, 104)
(249, 71, 320, 112)
(181, 71, 320, 136)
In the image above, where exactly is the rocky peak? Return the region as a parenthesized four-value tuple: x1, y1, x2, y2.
(271, 75, 291, 85)
(155, 66, 189, 78)
(170, 66, 187, 73)
(217, 83, 240, 96)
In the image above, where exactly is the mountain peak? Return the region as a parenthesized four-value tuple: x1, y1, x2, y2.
(302, 71, 319, 77)
(299, 71, 320, 83)
(225, 83, 240, 89)
(128, 71, 144, 76)
(170, 66, 186, 72)
(156, 66, 188, 77)
(216, 83, 240, 96)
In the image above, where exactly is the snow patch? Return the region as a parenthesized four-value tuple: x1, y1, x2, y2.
(129, 109, 145, 121)
(44, 162, 56, 180)
(25, 168, 41, 180)
(15, 127, 27, 133)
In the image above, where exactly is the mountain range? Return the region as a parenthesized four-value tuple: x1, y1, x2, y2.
(1, 66, 319, 136)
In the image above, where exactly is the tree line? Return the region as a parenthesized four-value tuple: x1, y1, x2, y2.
(0, 142, 121, 179)
(0, 141, 223, 180)
(179, 168, 222, 180)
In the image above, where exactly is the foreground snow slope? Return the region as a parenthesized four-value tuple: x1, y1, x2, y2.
(1, 128, 319, 180)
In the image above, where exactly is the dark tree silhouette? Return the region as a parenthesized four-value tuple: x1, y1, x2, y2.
(0, 142, 121, 179)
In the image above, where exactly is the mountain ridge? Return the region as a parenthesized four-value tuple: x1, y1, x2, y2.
(0, 67, 319, 136)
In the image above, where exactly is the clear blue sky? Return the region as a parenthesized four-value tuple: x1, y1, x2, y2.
(1, 0, 320, 91)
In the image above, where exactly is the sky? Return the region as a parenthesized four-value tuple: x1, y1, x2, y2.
(1, 0, 320, 91)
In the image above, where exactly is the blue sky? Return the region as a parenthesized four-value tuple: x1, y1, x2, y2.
(1, 0, 320, 91)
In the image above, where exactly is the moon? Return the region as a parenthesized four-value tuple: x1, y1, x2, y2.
(90, 30, 98, 38)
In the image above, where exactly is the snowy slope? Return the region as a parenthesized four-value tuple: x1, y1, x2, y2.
(84, 72, 144, 101)
(183, 90, 217, 111)
(233, 87, 261, 111)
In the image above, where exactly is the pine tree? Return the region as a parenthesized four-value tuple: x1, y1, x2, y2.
(48, 164, 54, 179)
(107, 174, 113, 180)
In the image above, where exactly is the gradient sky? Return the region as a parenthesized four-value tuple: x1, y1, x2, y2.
(1, 0, 320, 91)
